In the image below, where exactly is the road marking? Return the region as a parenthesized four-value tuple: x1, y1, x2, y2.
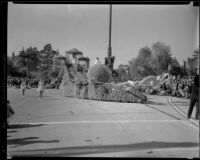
(10, 119, 187, 125)
(168, 97, 199, 127)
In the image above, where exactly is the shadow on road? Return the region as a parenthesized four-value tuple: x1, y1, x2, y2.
(10, 141, 199, 157)
(7, 130, 18, 133)
(7, 130, 18, 138)
(7, 124, 46, 129)
(8, 137, 59, 148)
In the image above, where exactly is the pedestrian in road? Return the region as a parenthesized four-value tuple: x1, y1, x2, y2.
(7, 100, 15, 127)
(187, 75, 199, 120)
(20, 80, 26, 96)
(38, 80, 44, 100)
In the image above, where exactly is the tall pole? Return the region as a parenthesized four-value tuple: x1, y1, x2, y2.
(105, 4, 115, 73)
(108, 4, 112, 58)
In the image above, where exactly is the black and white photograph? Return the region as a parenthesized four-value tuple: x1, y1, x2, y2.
(6, 1, 199, 158)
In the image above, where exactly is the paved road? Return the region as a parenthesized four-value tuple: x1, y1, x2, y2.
(7, 88, 199, 157)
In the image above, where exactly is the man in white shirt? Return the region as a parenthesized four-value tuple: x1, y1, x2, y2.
(95, 57, 101, 64)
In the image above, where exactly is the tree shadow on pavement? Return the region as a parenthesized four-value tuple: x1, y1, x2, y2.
(8, 124, 45, 129)
(8, 137, 59, 148)
(10, 141, 199, 157)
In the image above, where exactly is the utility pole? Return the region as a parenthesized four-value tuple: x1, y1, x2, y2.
(105, 4, 115, 72)
(108, 4, 112, 58)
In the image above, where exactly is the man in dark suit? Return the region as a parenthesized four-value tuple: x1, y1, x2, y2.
(187, 74, 199, 120)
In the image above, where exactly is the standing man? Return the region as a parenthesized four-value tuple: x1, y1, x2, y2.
(20, 80, 26, 96)
(38, 80, 44, 100)
(95, 57, 101, 64)
(187, 74, 199, 120)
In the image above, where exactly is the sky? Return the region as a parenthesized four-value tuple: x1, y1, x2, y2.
(8, 2, 199, 69)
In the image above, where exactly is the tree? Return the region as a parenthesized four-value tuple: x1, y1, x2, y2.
(129, 58, 142, 79)
(152, 42, 172, 73)
(7, 56, 26, 77)
(129, 42, 174, 79)
(26, 46, 40, 71)
(48, 68, 60, 79)
(16, 46, 39, 77)
(187, 48, 199, 75)
(12, 52, 15, 62)
(16, 47, 30, 77)
(138, 46, 152, 59)
(129, 46, 156, 79)
(116, 68, 128, 82)
(38, 43, 58, 70)
(169, 57, 182, 75)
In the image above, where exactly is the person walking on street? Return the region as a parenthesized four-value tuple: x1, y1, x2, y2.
(20, 80, 26, 96)
(187, 75, 199, 120)
(38, 80, 44, 100)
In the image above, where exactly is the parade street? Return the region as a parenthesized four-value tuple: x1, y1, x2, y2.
(7, 88, 199, 158)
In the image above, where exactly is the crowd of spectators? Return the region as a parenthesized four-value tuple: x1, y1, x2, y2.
(7, 73, 197, 99)
(145, 74, 195, 98)
(7, 76, 61, 89)
(7, 76, 40, 88)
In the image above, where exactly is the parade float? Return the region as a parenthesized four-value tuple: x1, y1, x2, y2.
(48, 4, 173, 103)
(49, 5, 148, 103)
(53, 49, 147, 103)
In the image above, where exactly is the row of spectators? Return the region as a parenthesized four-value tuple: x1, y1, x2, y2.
(7, 76, 40, 88)
(146, 74, 195, 98)
(7, 73, 197, 99)
(7, 76, 61, 89)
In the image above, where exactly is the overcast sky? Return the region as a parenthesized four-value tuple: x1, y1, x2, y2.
(8, 2, 199, 68)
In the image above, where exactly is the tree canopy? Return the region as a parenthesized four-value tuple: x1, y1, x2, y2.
(129, 42, 182, 79)
(7, 43, 59, 79)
